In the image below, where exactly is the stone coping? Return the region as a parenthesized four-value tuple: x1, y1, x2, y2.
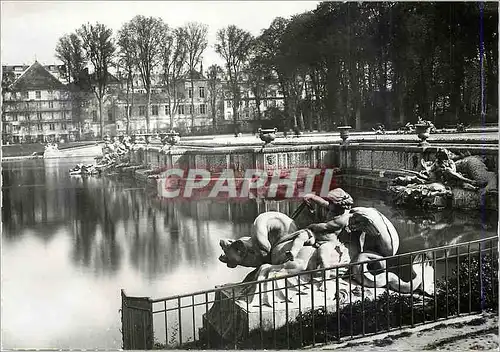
(139, 141, 498, 156)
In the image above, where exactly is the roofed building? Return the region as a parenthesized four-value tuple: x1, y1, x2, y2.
(2, 61, 76, 144)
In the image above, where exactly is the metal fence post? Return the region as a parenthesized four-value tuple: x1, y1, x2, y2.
(121, 289, 154, 350)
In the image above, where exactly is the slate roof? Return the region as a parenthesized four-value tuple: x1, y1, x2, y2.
(183, 69, 205, 80)
(10, 61, 66, 91)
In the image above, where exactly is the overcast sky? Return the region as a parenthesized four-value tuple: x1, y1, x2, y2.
(1, 1, 320, 69)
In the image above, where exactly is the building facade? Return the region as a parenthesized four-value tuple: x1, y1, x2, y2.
(2, 62, 288, 142)
(106, 70, 214, 134)
(222, 82, 285, 124)
(2, 61, 76, 144)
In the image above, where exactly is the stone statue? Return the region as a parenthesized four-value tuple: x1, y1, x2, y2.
(218, 189, 433, 307)
(388, 148, 497, 209)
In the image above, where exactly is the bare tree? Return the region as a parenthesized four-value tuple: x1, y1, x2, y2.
(78, 22, 115, 138)
(182, 22, 208, 128)
(117, 22, 137, 134)
(206, 64, 224, 127)
(126, 15, 167, 133)
(160, 27, 187, 129)
(215, 25, 254, 134)
(55, 32, 88, 138)
(55, 33, 87, 84)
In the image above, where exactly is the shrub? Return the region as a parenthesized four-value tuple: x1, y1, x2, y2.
(185, 253, 497, 350)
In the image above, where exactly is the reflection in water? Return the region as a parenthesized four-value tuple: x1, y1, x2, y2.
(1, 159, 497, 349)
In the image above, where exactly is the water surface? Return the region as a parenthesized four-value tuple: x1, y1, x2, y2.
(2, 158, 497, 349)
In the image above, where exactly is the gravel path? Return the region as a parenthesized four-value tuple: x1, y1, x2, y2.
(313, 312, 498, 351)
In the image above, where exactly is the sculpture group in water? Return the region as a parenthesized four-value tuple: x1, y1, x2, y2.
(69, 135, 133, 176)
(218, 188, 434, 307)
(388, 148, 498, 209)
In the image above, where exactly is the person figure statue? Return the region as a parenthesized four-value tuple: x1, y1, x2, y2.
(285, 188, 354, 269)
(422, 148, 478, 189)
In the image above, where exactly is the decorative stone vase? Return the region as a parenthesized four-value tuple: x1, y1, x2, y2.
(136, 134, 146, 145)
(161, 130, 181, 147)
(415, 124, 431, 146)
(103, 134, 111, 143)
(258, 128, 278, 146)
(118, 135, 125, 143)
(338, 126, 352, 144)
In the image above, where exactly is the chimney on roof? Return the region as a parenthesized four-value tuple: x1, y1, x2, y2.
(200, 62, 203, 76)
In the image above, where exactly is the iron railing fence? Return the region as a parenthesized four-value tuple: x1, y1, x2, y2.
(121, 235, 498, 350)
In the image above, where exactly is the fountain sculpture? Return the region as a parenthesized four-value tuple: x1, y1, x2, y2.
(206, 189, 434, 340)
(388, 148, 498, 209)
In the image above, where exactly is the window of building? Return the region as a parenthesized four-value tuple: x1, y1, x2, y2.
(245, 100, 249, 108)
(178, 105, 184, 115)
(61, 123, 67, 130)
(152, 105, 158, 116)
(50, 112, 55, 120)
(188, 87, 193, 99)
(165, 105, 170, 115)
(49, 123, 55, 131)
(128, 106, 132, 117)
(188, 105, 193, 115)
(108, 109, 113, 121)
(49, 101, 54, 108)
(199, 87, 205, 98)
(270, 100, 276, 108)
(12, 113, 18, 121)
(264, 100, 268, 107)
(37, 112, 42, 120)
(199, 104, 206, 115)
(139, 106, 146, 116)
(35, 91, 41, 99)
(26, 113, 30, 121)
(37, 124, 43, 131)
(92, 111, 97, 122)
(62, 111, 66, 120)
(227, 100, 232, 108)
(23, 91, 29, 99)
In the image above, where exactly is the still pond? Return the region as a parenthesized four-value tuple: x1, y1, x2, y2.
(2, 158, 497, 349)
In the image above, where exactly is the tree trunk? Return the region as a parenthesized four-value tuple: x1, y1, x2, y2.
(168, 95, 173, 129)
(130, 75, 134, 134)
(232, 83, 239, 135)
(146, 88, 151, 133)
(255, 96, 262, 121)
(126, 80, 130, 135)
(190, 78, 195, 128)
(98, 97, 103, 138)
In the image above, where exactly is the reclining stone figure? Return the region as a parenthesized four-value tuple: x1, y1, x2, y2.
(389, 148, 498, 209)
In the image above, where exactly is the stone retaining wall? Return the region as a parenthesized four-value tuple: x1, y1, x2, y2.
(131, 142, 498, 177)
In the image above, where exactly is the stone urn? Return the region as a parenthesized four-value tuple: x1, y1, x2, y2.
(338, 126, 352, 144)
(161, 130, 181, 147)
(258, 128, 278, 146)
(136, 134, 146, 145)
(103, 134, 111, 143)
(415, 123, 431, 146)
(118, 134, 125, 143)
